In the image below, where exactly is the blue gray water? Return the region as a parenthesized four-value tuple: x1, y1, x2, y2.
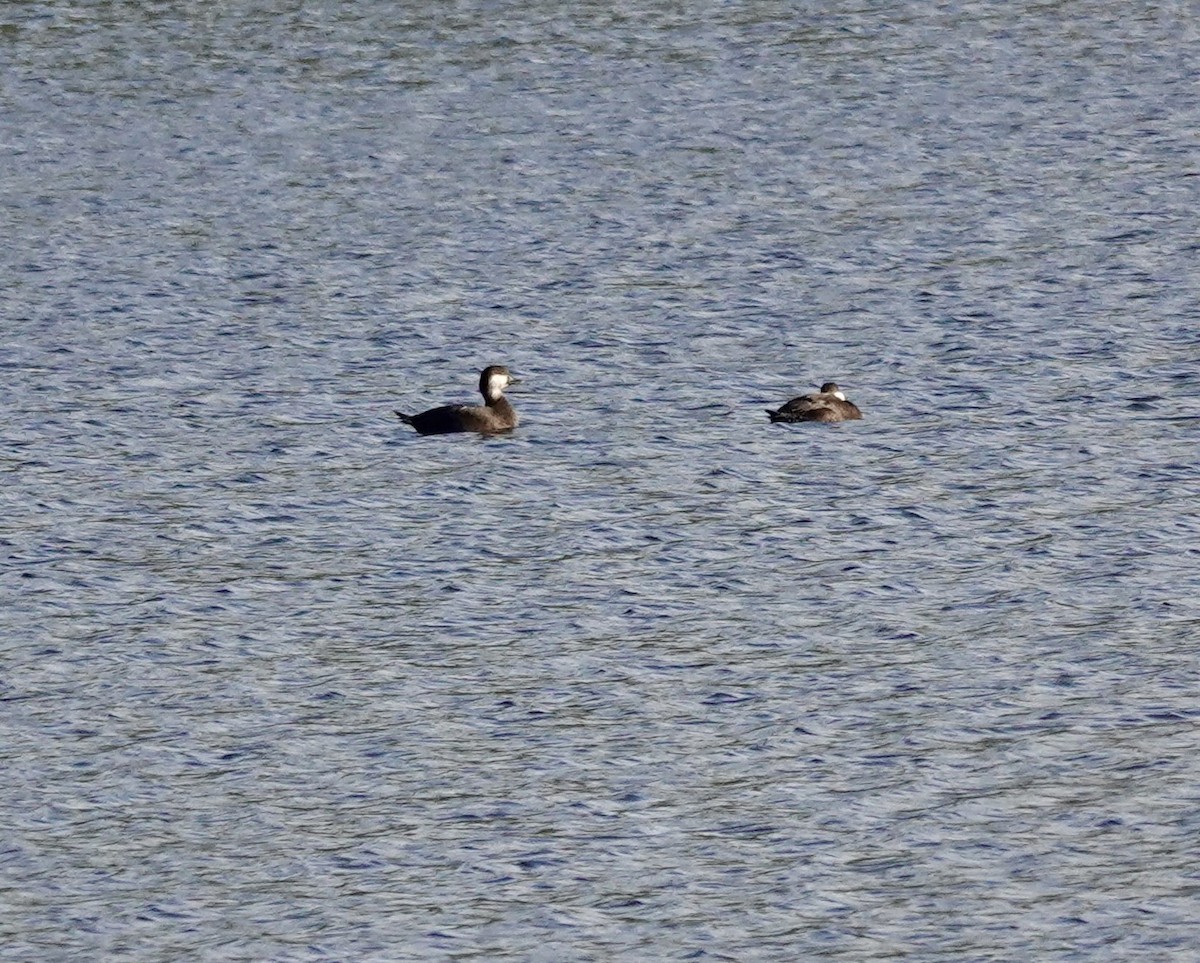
(3, 2, 1200, 960)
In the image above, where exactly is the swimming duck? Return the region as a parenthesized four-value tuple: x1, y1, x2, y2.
(767, 382, 862, 423)
(396, 365, 520, 435)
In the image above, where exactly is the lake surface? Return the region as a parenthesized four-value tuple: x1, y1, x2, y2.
(3, 2, 1200, 959)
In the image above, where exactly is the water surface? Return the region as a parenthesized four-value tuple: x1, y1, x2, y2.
(3, 2, 1199, 960)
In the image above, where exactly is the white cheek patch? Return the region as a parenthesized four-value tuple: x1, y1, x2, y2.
(832, 389, 847, 401)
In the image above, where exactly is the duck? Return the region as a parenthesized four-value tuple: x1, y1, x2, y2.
(767, 381, 862, 423)
(396, 365, 520, 435)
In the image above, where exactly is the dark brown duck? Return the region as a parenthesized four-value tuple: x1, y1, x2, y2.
(767, 382, 862, 423)
(396, 365, 519, 435)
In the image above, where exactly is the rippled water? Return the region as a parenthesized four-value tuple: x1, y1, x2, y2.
(4, 2, 1200, 959)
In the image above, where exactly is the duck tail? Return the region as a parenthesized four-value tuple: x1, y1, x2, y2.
(766, 408, 783, 423)
(395, 411, 415, 426)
